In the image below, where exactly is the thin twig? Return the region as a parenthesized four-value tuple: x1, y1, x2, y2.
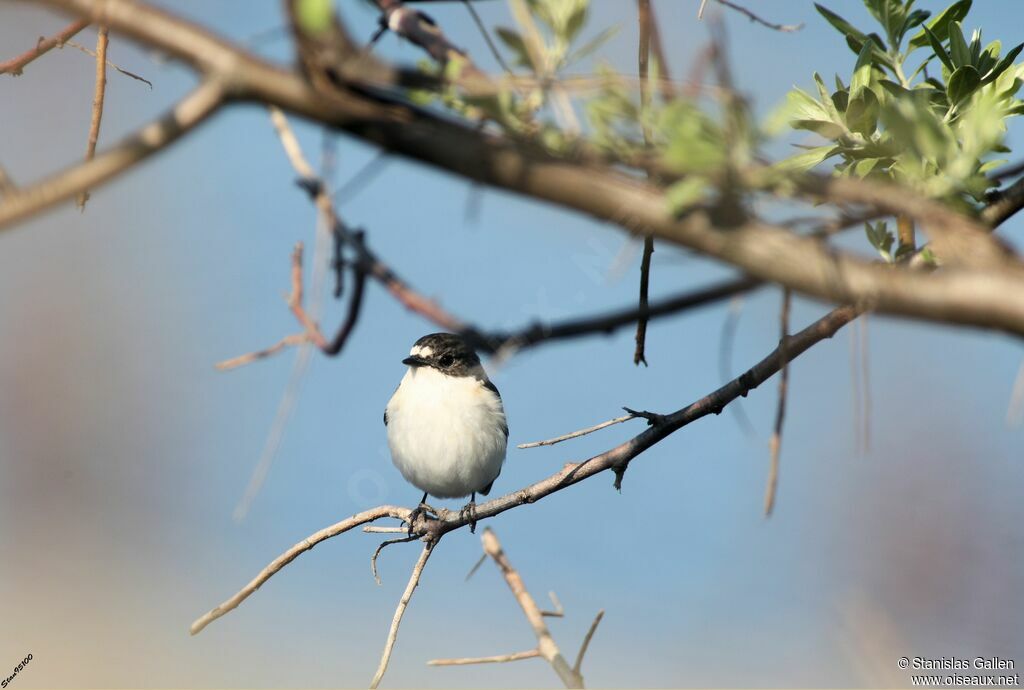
(460, 0, 514, 76)
(633, 0, 654, 367)
(700, 0, 804, 32)
(189, 505, 412, 635)
(371, 535, 419, 585)
(518, 413, 638, 449)
(1006, 357, 1024, 428)
(370, 542, 435, 689)
(541, 590, 565, 618)
(63, 39, 153, 87)
(0, 164, 15, 197)
(764, 288, 791, 517)
(364, 526, 409, 534)
(0, 18, 90, 75)
(77, 27, 109, 210)
(480, 528, 582, 688)
(428, 649, 541, 666)
(572, 610, 605, 676)
(216, 333, 311, 370)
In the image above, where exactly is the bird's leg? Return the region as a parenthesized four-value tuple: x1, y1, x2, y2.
(406, 492, 438, 537)
(459, 492, 479, 534)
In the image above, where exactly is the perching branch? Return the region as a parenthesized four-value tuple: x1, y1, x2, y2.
(189, 505, 411, 636)
(190, 302, 861, 642)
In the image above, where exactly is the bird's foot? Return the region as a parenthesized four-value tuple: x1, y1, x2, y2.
(406, 502, 438, 537)
(459, 500, 479, 534)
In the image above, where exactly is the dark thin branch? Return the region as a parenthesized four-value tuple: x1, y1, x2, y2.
(476, 276, 764, 356)
(0, 18, 90, 75)
(982, 176, 1024, 229)
(633, 0, 654, 367)
(702, 0, 804, 32)
(763, 288, 791, 517)
(460, 0, 513, 76)
(63, 38, 153, 87)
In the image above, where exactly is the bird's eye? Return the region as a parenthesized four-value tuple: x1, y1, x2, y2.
(439, 354, 455, 368)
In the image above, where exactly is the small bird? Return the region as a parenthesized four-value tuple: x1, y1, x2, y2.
(384, 333, 508, 532)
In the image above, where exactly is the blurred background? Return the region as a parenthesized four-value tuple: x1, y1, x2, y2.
(1, 1, 1022, 687)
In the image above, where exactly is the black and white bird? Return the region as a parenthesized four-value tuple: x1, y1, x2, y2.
(384, 333, 508, 531)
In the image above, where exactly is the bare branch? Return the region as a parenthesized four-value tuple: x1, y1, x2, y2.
(573, 609, 605, 676)
(634, 0, 655, 367)
(479, 528, 582, 688)
(63, 38, 153, 87)
(518, 413, 638, 449)
(699, 0, 804, 32)
(541, 590, 565, 618)
(0, 77, 225, 228)
(370, 542, 435, 689)
(0, 18, 90, 75)
(77, 26, 109, 210)
(189, 505, 411, 636)
(428, 649, 541, 666)
(1007, 357, 1024, 428)
(371, 535, 419, 586)
(764, 289, 792, 517)
(215, 333, 311, 371)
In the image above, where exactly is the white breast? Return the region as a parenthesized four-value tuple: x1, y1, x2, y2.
(385, 367, 507, 500)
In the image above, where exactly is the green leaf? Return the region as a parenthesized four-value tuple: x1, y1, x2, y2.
(813, 72, 843, 121)
(815, 4, 867, 42)
(494, 27, 532, 68)
(566, 26, 618, 65)
(295, 0, 333, 35)
(947, 64, 981, 103)
(775, 145, 838, 172)
(908, 0, 972, 49)
(845, 88, 880, 136)
(791, 119, 847, 139)
(983, 42, 1024, 84)
(864, 221, 895, 261)
(923, 26, 955, 72)
(850, 41, 876, 98)
(564, 0, 588, 43)
(948, 21, 971, 68)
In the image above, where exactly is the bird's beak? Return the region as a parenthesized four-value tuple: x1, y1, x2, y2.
(402, 355, 428, 367)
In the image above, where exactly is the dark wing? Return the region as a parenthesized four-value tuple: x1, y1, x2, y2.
(482, 378, 509, 439)
(383, 408, 388, 426)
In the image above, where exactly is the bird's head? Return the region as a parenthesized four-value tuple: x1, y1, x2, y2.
(402, 332, 482, 377)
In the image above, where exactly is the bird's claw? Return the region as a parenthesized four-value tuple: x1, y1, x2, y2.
(406, 502, 438, 537)
(459, 500, 478, 534)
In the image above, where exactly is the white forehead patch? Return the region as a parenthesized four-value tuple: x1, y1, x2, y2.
(409, 345, 434, 358)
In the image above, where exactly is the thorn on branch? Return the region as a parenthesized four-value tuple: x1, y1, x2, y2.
(622, 406, 666, 426)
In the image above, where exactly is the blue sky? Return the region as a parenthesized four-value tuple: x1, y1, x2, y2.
(1, 1, 1022, 687)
